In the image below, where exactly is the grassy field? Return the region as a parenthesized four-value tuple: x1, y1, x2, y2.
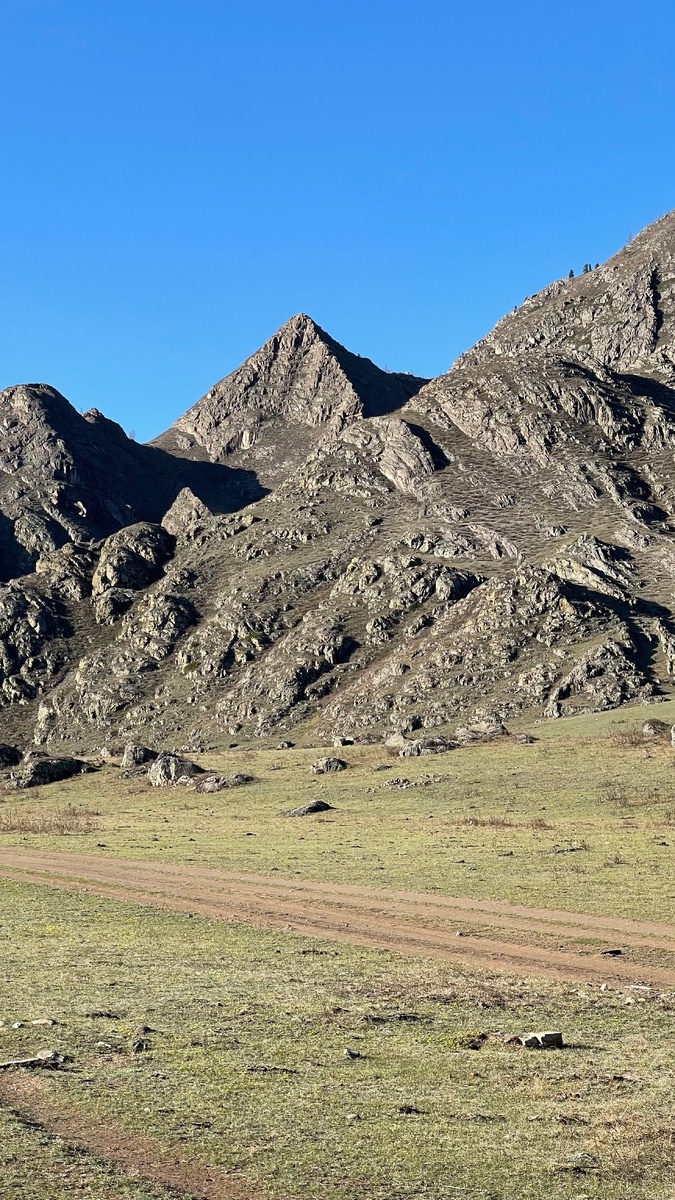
(3, 878, 675, 1200)
(1, 700, 675, 920)
(3, 699, 675, 1198)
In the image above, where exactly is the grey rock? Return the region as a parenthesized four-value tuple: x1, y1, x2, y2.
(642, 719, 669, 738)
(310, 757, 348, 774)
(11, 752, 95, 789)
(91, 523, 175, 596)
(520, 1030, 564, 1049)
(161, 487, 212, 539)
(0, 743, 22, 768)
(121, 743, 158, 768)
(148, 753, 204, 787)
(285, 798, 335, 816)
(194, 773, 253, 793)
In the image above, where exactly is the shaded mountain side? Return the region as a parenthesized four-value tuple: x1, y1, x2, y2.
(3, 212, 675, 752)
(151, 313, 429, 489)
(0, 384, 262, 581)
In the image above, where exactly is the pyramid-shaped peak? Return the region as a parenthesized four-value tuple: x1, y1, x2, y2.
(153, 317, 429, 469)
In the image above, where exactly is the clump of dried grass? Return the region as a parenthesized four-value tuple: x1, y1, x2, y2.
(0, 803, 99, 835)
(457, 814, 514, 828)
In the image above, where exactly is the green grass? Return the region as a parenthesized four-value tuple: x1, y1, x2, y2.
(2, 698, 675, 921)
(0, 1096, 179, 1200)
(3, 879, 675, 1200)
(4, 700, 675, 1196)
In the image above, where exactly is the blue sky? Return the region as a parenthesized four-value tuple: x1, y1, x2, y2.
(2, 1, 674, 440)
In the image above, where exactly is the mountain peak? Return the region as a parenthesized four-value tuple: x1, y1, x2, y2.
(152, 316, 429, 486)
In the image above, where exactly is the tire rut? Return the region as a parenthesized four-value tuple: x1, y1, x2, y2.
(2, 848, 675, 986)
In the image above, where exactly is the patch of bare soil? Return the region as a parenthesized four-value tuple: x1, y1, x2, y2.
(0, 1072, 255, 1200)
(2, 849, 675, 986)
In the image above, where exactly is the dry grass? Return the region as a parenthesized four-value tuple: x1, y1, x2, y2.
(608, 723, 647, 748)
(0, 803, 99, 835)
(457, 814, 515, 828)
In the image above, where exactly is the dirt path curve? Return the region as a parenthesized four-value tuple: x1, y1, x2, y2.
(0, 1073, 254, 1200)
(2, 847, 675, 987)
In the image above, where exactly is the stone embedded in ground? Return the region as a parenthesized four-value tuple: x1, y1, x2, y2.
(194, 773, 253, 793)
(148, 754, 204, 787)
(642, 719, 669, 738)
(520, 1031, 564, 1049)
(285, 799, 335, 817)
(310, 757, 348, 774)
(121, 743, 159, 768)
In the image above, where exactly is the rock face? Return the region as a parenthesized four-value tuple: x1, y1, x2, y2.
(152, 314, 429, 489)
(5, 214, 675, 752)
(0, 384, 258, 583)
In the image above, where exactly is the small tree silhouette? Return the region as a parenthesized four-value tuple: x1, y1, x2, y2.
(568, 269, 575, 279)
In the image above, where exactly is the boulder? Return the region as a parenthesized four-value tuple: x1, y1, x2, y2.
(92, 523, 174, 597)
(384, 732, 412, 752)
(148, 753, 204, 787)
(161, 488, 212, 539)
(121, 743, 158, 768)
(642, 718, 669, 738)
(0, 744, 22, 769)
(399, 736, 456, 758)
(310, 757, 348, 774)
(194, 773, 253, 793)
(519, 1030, 564, 1049)
(12, 753, 95, 789)
(285, 799, 335, 816)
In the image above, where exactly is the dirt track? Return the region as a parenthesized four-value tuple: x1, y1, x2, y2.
(0, 1072, 253, 1200)
(3, 847, 675, 986)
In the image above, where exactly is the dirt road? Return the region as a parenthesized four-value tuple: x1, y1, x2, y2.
(2, 847, 675, 986)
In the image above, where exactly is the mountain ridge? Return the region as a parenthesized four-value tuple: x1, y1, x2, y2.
(2, 212, 675, 752)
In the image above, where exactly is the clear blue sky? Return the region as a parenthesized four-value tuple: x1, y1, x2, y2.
(2, 1, 674, 440)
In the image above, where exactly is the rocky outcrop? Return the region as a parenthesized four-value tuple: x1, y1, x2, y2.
(161, 488, 212, 539)
(91, 523, 174, 596)
(0, 584, 68, 705)
(148, 754, 203, 786)
(10, 753, 95, 789)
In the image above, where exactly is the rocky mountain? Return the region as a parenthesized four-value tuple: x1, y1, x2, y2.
(152, 313, 429, 488)
(0, 383, 262, 582)
(3, 212, 675, 753)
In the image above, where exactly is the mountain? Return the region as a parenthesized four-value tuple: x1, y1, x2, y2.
(0, 383, 263, 582)
(152, 313, 429, 488)
(3, 213, 675, 753)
